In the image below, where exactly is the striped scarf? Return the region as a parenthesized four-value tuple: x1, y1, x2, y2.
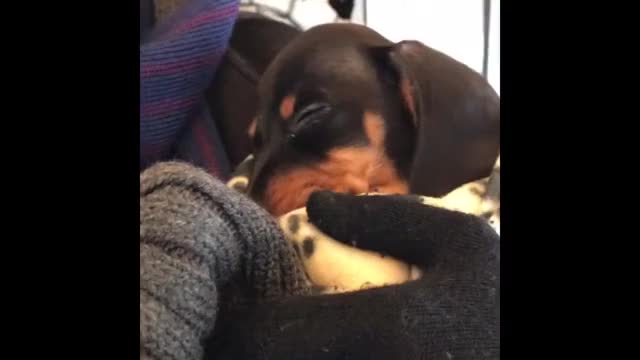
(140, 0, 239, 179)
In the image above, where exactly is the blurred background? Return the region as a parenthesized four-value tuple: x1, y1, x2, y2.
(240, 0, 500, 94)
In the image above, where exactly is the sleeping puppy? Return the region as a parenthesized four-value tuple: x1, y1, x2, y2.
(245, 23, 500, 217)
(231, 23, 500, 293)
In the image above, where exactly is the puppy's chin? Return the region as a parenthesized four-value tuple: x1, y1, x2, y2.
(261, 167, 371, 216)
(262, 173, 408, 217)
(261, 146, 409, 216)
(263, 184, 323, 217)
(263, 182, 409, 217)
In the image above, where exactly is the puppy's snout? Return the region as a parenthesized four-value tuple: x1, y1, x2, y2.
(342, 174, 369, 195)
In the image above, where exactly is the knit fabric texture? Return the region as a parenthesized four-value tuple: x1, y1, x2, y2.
(211, 192, 500, 359)
(140, 161, 309, 360)
(140, 0, 239, 174)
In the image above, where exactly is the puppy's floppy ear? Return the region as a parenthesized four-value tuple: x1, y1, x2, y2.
(374, 41, 500, 197)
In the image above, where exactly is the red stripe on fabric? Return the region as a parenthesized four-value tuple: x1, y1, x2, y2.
(140, 96, 199, 117)
(193, 116, 220, 177)
(169, 5, 239, 35)
(140, 53, 221, 78)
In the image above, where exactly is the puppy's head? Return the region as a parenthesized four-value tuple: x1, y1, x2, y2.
(247, 23, 500, 216)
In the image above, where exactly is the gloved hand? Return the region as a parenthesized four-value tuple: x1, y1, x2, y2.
(209, 191, 499, 360)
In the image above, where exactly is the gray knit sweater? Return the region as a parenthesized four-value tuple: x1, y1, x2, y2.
(140, 162, 309, 360)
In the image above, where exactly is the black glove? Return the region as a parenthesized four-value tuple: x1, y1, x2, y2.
(209, 191, 500, 360)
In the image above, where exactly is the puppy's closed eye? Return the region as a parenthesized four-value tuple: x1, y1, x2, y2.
(291, 103, 331, 134)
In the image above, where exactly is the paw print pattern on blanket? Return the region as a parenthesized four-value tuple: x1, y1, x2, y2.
(278, 206, 423, 294)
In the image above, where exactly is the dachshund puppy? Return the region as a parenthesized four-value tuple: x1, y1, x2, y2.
(228, 22, 500, 293)
(244, 23, 500, 218)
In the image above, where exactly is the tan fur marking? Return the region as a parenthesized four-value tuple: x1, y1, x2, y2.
(247, 118, 257, 139)
(264, 145, 408, 216)
(279, 95, 296, 120)
(363, 112, 385, 148)
(400, 78, 416, 119)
